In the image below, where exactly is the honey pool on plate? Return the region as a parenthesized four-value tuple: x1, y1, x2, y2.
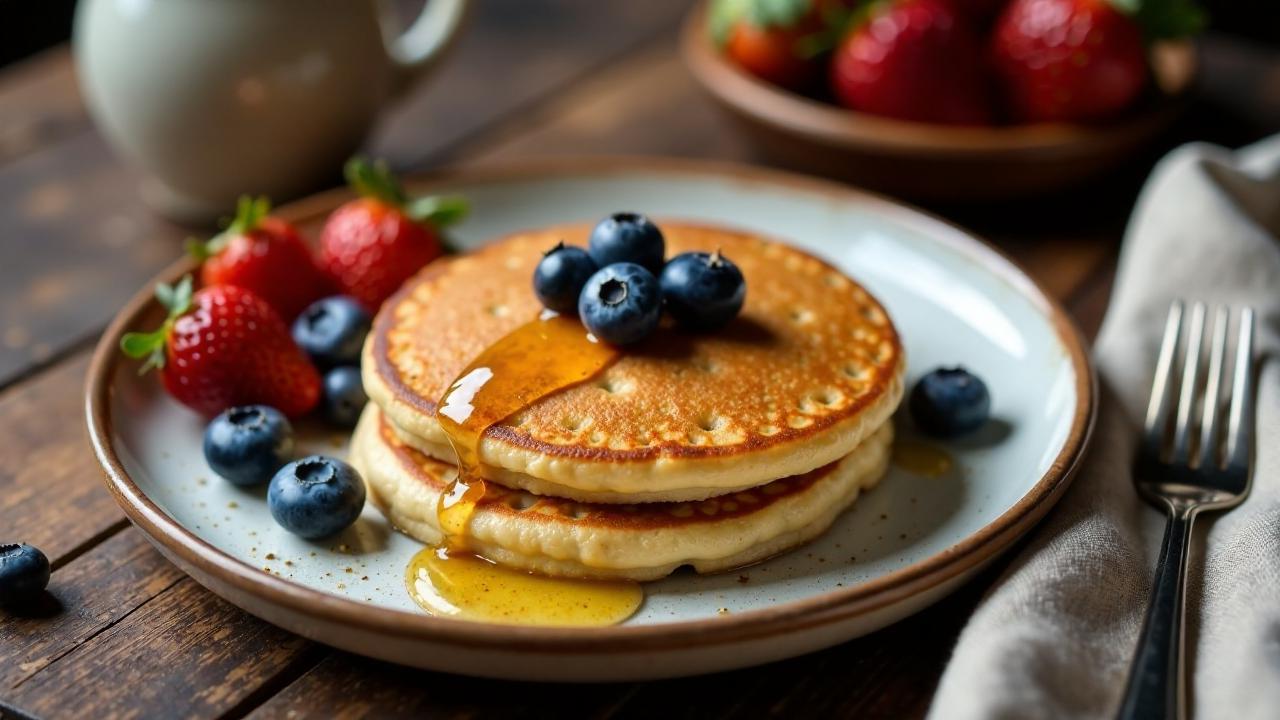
(406, 311, 643, 626)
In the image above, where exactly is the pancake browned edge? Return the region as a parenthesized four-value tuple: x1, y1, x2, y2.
(363, 222, 905, 503)
(351, 406, 893, 582)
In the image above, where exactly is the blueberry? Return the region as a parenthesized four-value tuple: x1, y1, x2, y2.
(533, 242, 598, 314)
(203, 405, 294, 486)
(322, 366, 367, 428)
(659, 251, 747, 331)
(0, 543, 50, 606)
(578, 263, 662, 345)
(268, 456, 366, 539)
(292, 296, 371, 369)
(909, 367, 991, 437)
(587, 212, 665, 274)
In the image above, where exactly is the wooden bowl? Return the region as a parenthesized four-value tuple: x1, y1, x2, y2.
(681, 2, 1196, 202)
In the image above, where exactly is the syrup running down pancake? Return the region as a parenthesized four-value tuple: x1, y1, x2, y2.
(351, 406, 893, 582)
(364, 222, 905, 503)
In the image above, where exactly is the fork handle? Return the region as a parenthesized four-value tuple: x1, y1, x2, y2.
(1117, 507, 1196, 720)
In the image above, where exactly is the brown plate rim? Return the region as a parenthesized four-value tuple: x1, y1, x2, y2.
(679, 0, 1193, 159)
(85, 155, 1096, 654)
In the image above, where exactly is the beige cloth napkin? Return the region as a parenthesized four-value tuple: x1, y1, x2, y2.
(928, 137, 1280, 720)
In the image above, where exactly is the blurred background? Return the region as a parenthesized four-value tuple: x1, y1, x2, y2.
(0, 0, 1277, 384)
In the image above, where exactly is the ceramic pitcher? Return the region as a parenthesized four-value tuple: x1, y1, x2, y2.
(74, 0, 468, 223)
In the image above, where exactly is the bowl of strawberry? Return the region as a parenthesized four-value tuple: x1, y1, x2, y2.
(683, 0, 1199, 201)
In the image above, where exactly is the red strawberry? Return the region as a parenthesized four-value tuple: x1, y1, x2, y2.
(317, 158, 467, 312)
(710, 0, 853, 91)
(121, 276, 321, 418)
(830, 0, 992, 125)
(189, 196, 333, 321)
(726, 22, 823, 89)
(990, 0, 1150, 123)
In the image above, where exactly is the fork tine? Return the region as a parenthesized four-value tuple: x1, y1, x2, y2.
(1198, 306, 1230, 469)
(1171, 302, 1205, 464)
(1226, 307, 1256, 470)
(1144, 301, 1184, 457)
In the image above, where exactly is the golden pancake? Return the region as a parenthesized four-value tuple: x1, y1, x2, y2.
(351, 406, 893, 581)
(364, 222, 904, 501)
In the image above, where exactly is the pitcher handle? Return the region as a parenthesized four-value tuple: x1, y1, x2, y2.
(377, 0, 469, 97)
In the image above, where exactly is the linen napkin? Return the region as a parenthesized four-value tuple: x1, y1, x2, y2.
(928, 136, 1280, 720)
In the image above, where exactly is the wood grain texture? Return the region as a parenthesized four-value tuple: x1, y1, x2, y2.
(5, 575, 317, 720)
(0, 352, 124, 561)
(0, 529, 183, 688)
(246, 653, 631, 720)
(0, 0, 692, 389)
(0, 48, 84, 165)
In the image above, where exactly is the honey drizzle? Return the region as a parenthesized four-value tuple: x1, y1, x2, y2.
(891, 439, 954, 478)
(434, 312, 619, 550)
(407, 311, 641, 626)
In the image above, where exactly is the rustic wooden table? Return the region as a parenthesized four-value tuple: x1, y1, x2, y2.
(0, 3, 1272, 718)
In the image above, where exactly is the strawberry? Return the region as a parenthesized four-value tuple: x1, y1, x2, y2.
(829, 0, 993, 125)
(989, 0, 1203, 123)
(317, 157, 468, 312)
(188, 196, 333, 321)
(709, 0, 853, 91)
(121, 276, 321, 418)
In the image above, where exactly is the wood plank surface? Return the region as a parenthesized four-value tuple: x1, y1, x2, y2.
(0, 48, 85, 165)
(6, 574, 317, 720)
(0, 3, 1271, 718)
(0, 529, 183, 688)
(0, 0, 691, 389)
(0, 353, 124, 562)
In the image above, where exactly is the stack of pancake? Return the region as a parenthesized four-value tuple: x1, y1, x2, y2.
(352, 223, 905, 582)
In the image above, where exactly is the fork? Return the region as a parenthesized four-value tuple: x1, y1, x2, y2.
(1117, 301, 1256, 720)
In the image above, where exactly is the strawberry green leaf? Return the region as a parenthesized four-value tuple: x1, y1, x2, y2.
(196, 195, 270, 258)
(155, 281, 175, 310)
(345, 156, 408, 207)
(120, 327, 168, 374)
(120, 328, 165, 358)
(120, 275, 195, 374)
(155, 275, 194, 317)
(185, 237, 212, 262)
(168, 275, 194, 317)
(708, 0, 817, 46)
(227, 195, 270, 235)
(405, 195, 469, 228)
(749, 0, 812, 28)
(1110, 0, 1205, 41)
(709, 0, 751, 46)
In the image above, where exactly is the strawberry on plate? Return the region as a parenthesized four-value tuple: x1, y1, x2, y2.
(990, 0, 1203, 123)
(317, 157, 468, 312)
(709, 0, 852, 91)
(829, 0, 992, 125)
(121, 276, 321, 418)
(188, 196, 332, 321)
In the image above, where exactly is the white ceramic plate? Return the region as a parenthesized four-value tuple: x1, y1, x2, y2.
(88, 158, 1094, 681)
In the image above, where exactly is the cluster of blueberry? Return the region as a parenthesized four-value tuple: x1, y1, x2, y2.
(533, 213, 747, 345)
(204, 295, 379, 539)
(1, 296, 380, 606)
(203, 406, 366, 539)
(292, 296, 374, 429)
